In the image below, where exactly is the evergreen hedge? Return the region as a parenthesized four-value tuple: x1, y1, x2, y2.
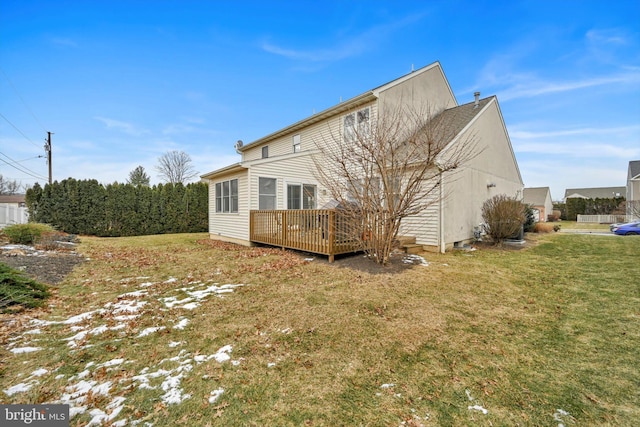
(565, 197, 625, 221)
(25, 179, 208, 237)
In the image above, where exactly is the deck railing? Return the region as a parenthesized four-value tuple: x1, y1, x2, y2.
(249, 209, 362, 262)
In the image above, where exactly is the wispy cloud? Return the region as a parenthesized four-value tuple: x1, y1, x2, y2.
(514, 142, 639, 159)
(50, 37, 78, 48)
(586, 29, 628, 46)
(510, 124, 640, 159)
(261, 12, 425, 63)
(468, 26, 640, 101)
(94, 117, 150, 136)
(510, 125, 640, 140)
(496, 71, 640, 101)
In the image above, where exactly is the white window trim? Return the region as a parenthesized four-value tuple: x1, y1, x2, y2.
(215, 178, 238, 213)
(286, 181, 317, 210)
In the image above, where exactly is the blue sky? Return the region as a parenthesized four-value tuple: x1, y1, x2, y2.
(1, 0, 638, 201)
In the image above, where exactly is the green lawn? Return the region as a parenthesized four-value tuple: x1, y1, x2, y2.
(1, 232, 638, 426)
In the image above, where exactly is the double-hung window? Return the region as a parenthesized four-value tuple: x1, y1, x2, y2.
(344, 107, 370, 142)
(287, 183, 316, 209)
(262, 146, 269, 159)
(215, 179, 238, 213)
(258, 177, 277, 210)
(292, 134, 301, 153)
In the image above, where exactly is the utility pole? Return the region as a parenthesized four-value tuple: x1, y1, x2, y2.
(44, 131, 53, 184)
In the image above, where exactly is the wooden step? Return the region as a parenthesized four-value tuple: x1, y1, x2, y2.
(395, 235, 416, 246)
(403, 244, 423, 254)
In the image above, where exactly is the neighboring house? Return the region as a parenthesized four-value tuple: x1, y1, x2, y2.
(564, 187, 625, 200)
(523, 187, 553, 222)
(0, 194, 28, 228)
(627, 160, 640, 217)
(201, 61, 523, 255)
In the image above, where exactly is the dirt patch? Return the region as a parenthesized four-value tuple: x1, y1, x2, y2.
(1, 248, 85, 285)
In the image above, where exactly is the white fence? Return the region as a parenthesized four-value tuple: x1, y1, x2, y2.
(0, 205, 29, 228)
(577, 214, 636, 224)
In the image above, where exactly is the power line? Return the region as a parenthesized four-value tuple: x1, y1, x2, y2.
(0, 111, 41, 148)
(0, 151, 48, 181)
(0, 66, 47, 132)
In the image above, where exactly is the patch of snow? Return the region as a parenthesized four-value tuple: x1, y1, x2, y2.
(267, 363, 276, 368)
(160, 373, 191, 405)
(181, 302, 199, 310)
(118, 290, 148, 298)
(465, 389, 488, 414)
(380, 383, 395, 389)
(31, 368, 48, 377)
(173, 318, 189, 329)
(137, 326, 166, 338)
(554, 408, 572, 427)
(402, 254, 429, 266)
(86, 395, 126, 426)
(98, 358, 125, 368)
(164, 277, 178, 284)
(468, 404, 488, 414)
(3, 381, 36, 396)
(10, 346, 42, 354)
(162, 296, 194, 309)
(139, 282, 155, 287)
(168, 341, 183, 348)
(209, 388, 224, 403)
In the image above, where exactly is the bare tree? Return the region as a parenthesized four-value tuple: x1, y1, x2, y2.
(313, 102, 479, 265)
(155, 151, 199, 184)
(0, 174, 22, 194)
(127, 165, 151, 187)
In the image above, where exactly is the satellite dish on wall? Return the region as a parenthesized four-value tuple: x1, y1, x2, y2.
(234, 140, 243, 153)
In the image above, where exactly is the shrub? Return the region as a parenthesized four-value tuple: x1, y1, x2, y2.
(481, 194, 526, 244)
(0, 263, 50, 312)
(533, 223, 555, 233)
(2, 223, 55, 245)
(524, 205, 536, 232)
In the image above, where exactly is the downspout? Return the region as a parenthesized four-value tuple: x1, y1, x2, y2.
(439, 171, 445, 254)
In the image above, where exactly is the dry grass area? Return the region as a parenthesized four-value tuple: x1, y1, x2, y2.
(1, 232, 638, 426)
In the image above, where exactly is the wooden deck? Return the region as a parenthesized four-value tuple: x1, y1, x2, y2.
(249, 209, 361, 262)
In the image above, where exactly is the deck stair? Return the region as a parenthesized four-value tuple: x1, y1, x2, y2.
(396, 236, 422, 254)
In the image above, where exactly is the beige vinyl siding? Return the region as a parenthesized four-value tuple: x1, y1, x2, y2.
(247, 152, 331, 210)
(242, 101, 378, 162)
(377, 66, 456, 117)
(399, 176, 441, 247)
(441, 100, 523, 244)
(208, 172, 250, 244)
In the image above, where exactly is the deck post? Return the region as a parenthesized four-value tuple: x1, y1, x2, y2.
(281, 210, 287, 249)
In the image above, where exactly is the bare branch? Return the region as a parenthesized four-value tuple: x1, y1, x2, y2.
(313, 101, 480, 265)
(155, 151, 199, 184)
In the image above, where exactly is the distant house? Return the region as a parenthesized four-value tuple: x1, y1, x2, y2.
(564, 187, 625, 200)
(0, 194, 28, 227)
(523, 187, 553, 222)
(627, 160, 640, 217)
(202, 61, 523, 257)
